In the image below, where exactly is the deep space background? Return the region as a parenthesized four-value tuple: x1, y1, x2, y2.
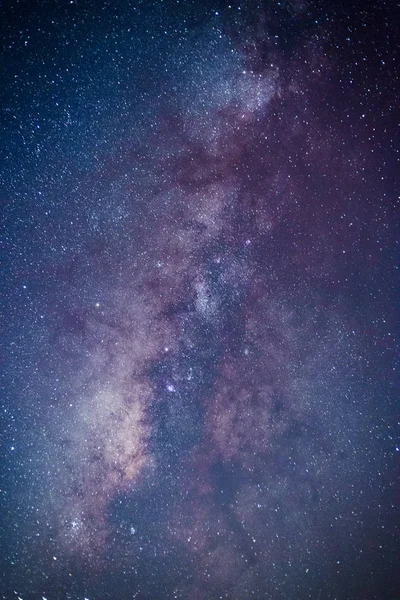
(1, 0, 399, 599)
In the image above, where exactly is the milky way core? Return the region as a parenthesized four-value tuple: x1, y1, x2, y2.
(1, 1, 398, 599)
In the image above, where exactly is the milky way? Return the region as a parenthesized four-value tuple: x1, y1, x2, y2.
(1, 1, 398, 599)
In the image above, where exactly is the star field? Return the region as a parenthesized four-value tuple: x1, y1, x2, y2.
(1, 1, 398, 599)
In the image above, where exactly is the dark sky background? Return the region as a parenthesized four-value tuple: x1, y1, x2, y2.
(1, 1, 399, 599)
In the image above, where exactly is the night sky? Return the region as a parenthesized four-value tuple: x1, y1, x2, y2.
(1, 1, 399, 599)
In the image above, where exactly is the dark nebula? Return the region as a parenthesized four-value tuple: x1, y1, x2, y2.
(1, 1, 398, 599)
